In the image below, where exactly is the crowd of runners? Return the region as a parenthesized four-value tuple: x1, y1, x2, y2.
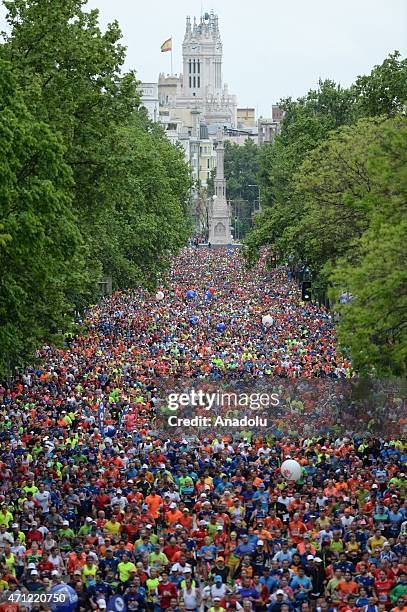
(0, 248, 405, 612)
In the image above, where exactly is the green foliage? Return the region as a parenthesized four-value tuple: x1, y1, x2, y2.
(352, 51, 407, 118)
(0, 0, 191, 376)
(247, 79, 354, 263)
(224, 138, 259, 202)
(291, 118, 384, 276)
(246, 54, 407, 375)
(95, 117, 191, 290)
(0, 60, 84, 375)
(332, 119, 407, 376)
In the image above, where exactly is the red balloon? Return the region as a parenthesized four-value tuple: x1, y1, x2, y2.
(209, 287, 215, 294)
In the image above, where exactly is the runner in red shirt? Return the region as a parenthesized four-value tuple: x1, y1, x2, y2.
(375, 570, 394, 606)
(157, 572, 178, 609)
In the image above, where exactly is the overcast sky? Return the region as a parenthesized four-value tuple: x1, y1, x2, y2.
(43, 1, 407, 116)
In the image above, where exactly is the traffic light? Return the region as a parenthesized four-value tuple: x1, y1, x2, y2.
(301, 281, 312, 301)
(267, 254, 277, 269)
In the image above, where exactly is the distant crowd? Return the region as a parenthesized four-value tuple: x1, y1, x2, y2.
(0, 248, 405, 611)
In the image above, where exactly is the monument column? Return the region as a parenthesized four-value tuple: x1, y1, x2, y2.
(208, 129, 232, 245)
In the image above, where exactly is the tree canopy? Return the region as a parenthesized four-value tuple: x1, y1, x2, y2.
(0, 60, 82, 375)
(0, 0, 191, 377)
(245, 54, 407, 376)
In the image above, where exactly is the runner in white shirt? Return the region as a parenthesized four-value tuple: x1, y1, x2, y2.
(181, 577, 201, 611)
(34, 484, 51, 514)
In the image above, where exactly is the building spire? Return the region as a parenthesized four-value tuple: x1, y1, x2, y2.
(185, 15, 191, 37)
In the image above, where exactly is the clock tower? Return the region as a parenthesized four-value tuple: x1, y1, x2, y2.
(182, 11, 223, 100)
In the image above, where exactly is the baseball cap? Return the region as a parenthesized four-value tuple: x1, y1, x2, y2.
(215, 575, 222, 582)
(307, 554, 314, 560)
(31, 570, 39, 575)
(169, 502, 177, 509)
(257, 540, 264, 546)
(276, 590, 285, 595)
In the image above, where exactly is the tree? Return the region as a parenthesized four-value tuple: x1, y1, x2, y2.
(0, 0, 191, 374)
(224, 138, 259, 202)
(244, 56, 407, 375)
(288, 118, 385, 279)
(353, 51, 407, 118)
(246, 79, 354, 263)
(0, 60, 84, 377)
(332, 119, 407, 376)
(95, 117, 191, 290)
(1, 0, 190, 299)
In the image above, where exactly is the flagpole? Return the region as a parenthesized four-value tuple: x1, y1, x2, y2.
(171, 35, 173, 75)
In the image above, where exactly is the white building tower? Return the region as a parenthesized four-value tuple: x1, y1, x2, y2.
(208, 129, 232, 245)
(179, 11, 237, 127)
(182, 12, 223, 100)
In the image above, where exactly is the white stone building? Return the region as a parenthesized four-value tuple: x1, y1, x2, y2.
(139, 82, 159, 122)
(154, 12, 238, 234)
(157, 11, 237, 190)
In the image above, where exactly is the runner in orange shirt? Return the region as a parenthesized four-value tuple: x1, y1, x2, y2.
(179, 508, 193, 531)
(145, 491, 163, 519)
(165, 503, 183, 528)
(288, 513, 308, 544)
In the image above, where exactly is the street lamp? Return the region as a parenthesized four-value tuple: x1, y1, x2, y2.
(248, 184, 261, 213)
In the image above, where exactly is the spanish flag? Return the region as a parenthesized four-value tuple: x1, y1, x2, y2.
(161, 37, 172, 53)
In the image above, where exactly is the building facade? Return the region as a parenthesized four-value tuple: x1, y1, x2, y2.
(139, 82, 159, 122)
(258, 118, 279, 145)
(257, 106, 284, 145)
(237, 108, 256, 129)
(157, 11, 238, 189)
